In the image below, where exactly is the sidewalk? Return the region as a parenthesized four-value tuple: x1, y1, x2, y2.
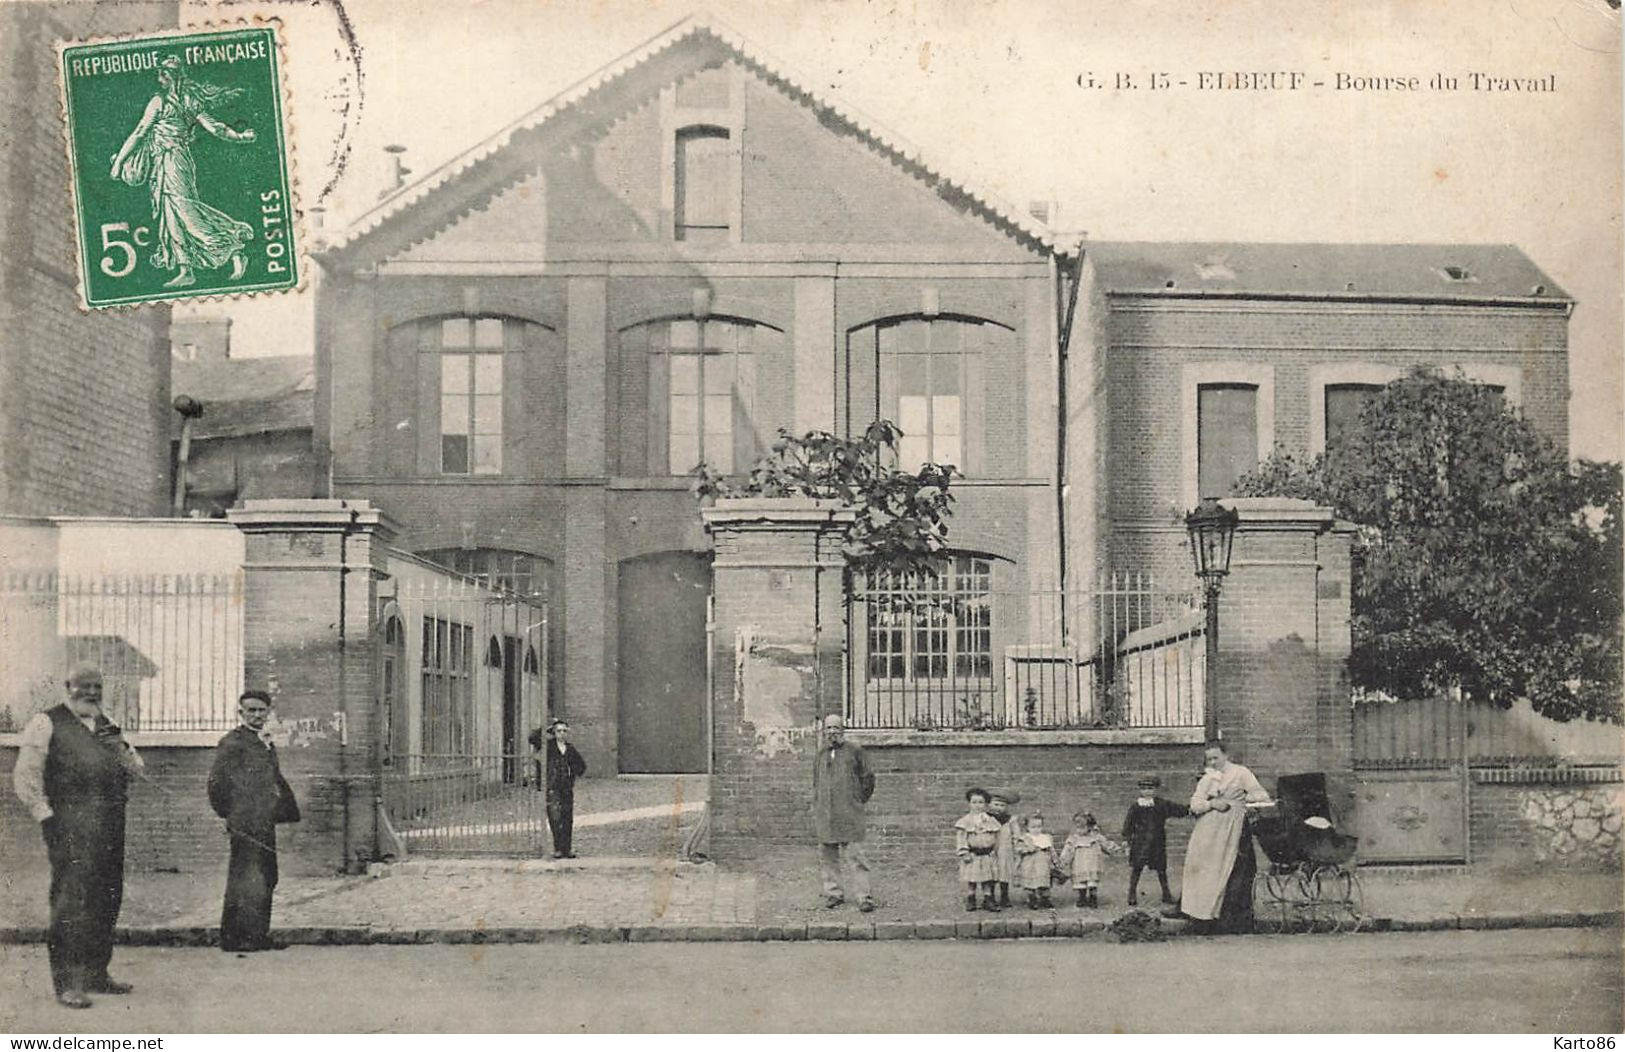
(1, 857, 1617, 945)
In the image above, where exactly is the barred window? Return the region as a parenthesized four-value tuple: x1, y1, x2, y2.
(865, 556, 993, 682)
(421, 616, 473, 757)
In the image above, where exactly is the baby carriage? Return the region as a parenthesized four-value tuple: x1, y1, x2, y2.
(1250, 773, 1365, 932)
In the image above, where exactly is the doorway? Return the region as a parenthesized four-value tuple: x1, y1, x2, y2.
(617, 551, 710, 773)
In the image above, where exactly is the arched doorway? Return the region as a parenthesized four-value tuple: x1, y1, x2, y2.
(617, 551, 710, 773)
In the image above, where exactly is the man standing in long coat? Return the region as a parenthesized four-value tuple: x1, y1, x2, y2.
(12, 664, 142, 1008)
(208, 690, 300, 953)
(811, 714, 876, 912)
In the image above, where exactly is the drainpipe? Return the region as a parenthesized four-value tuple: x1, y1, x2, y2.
(337, 503, 361, 872)
(171, 395, 203, 515)
(1052, 245, 1086, 636)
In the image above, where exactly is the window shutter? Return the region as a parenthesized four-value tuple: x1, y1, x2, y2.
(846, 327, 877, 440)
(502, 320, 527, 476)
(733, 340, 758, 472)
(415, 323, 441, 475)
(382, 322, 419, 477)
(876, 325, 898, 446)
(618, 324, 649, 476)
(647, 342, 670, 476)
(963, 329, 985, 477)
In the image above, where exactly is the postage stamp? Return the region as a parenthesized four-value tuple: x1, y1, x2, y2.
(57, 23, 299, 309)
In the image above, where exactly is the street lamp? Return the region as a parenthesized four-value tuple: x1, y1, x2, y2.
(1185, 497, 1239, 740)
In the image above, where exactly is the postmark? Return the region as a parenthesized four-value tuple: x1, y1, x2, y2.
(57, 22, 300, 309)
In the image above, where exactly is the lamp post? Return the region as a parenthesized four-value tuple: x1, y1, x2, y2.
(1185, 497, 1239, 741)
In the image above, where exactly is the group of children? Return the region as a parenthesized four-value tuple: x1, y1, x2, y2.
(953, 777, 1187, 912)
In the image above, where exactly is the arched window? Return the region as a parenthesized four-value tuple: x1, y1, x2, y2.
(523, 645, 540, 676)
(675, 126, 731, 242)
(486, 636, 504, 669)
(620, 316, 782, 475)
(846, 315, 1013, 475)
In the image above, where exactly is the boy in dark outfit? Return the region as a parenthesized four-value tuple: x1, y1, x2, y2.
(1121, 775, 1186, 906)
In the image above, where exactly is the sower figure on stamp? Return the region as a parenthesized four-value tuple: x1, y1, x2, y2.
(109, 55, 256, 288)
(208, 690, 300, 953)
(542, 719, 587, 859)
(11, 664, 142, 1009)
(812, 714, 876, 912)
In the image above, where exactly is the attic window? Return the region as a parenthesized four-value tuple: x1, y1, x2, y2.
(1440, 265, 1476, 282)
(1195, 261, 1236, 281)
(675, 126, 731, 243)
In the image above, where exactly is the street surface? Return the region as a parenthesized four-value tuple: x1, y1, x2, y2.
(1, 928, 1618, 1033)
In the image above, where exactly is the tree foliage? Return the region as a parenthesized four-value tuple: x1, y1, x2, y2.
(1235, 369, 1622, 722)
(692, 420, 959, 576)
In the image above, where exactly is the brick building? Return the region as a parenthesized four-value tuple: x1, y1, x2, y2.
(314, 17, 1067, 776)
(1066, 242, 1571, 585)
(0, 2, 177, 518)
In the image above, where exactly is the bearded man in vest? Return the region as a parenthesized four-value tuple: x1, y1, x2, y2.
(12, 664, 143, 1008)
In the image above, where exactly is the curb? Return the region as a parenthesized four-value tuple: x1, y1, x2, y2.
(0, 909, 1616, 948)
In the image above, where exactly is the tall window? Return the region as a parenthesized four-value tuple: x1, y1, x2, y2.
(1324, 383, 1382, 454)
(1197, 383, 1259, 498)
(421, 617, 473, 758)
(850, 316, 1007, 474)
(420, 548, 547, 598)
(650, 318, 763, 474)
(865, 556, 993, 682)
(381, 616, 407, 764)
(437, 317, 506, 475)
(675, 126, 731, 242)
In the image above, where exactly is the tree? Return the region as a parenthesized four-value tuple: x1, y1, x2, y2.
(692, 420, 960, 576)
(1235, 368, 1622, 722)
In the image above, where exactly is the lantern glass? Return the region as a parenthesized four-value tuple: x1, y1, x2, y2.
(1185, 498, 1239, 583)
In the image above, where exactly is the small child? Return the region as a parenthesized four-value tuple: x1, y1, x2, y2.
(953, 787, 1002, 912)
(1013, 812, 1056, 910)
(1058, 811, 1121, 908)
(1121, 775, 1187, 906)
(986, 787, 1021, 909)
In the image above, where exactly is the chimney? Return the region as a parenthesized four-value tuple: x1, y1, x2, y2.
(379, 144, 411, 200)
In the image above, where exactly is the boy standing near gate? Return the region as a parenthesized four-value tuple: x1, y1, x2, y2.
(1121, 775, 1186, 906)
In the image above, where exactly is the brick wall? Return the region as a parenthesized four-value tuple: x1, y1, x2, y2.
(0, 3, 176, 518)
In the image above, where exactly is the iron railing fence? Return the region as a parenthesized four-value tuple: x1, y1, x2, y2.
(378, 564, 550, 781)
(383, 751, 550, 855)
(845, 572, 1205, 731)
(0, 570, 245, 732)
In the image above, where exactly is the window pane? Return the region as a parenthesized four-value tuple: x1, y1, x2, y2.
(472, 435, 501, 475)
(473, 355, 502, 394)
(676, 128, 730, 233)
(899, 395, 929, 436)
(670, 353, 699, 392)
(899, 435, 929, 471)
(704, 320, 738, 352)
(704, 394, 732, 436)
(934, 434, 961, 469)
(1325, 384, 1378, 451)
(441, 395, 468, 435)
(669, 434, 700, 475)
(473, 394, 502, 435)
(441, 318, 471, 347)
(669, 320, 700, 349)
(474, 318, 504, 348)
(670, 395, 699, 436)
(1197, 384, 1259, 498)
(703, 359, 734, 393)
(932, 357, 961, 395)
(442, 434, 469, 474)
(934, 395, 961, 435)
(706, 441, 733, 475)
(441, 354, 469, 394)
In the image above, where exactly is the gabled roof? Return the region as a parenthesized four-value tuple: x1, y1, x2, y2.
(171, 356, 314, 440)
(1088, 242, 1569, 305)
(325, 13, 1060, 260)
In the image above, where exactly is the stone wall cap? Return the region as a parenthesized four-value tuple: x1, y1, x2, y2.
(227, 498, 398, 534)
(1225, 496, 1336, 524)
(702, 498, 857, 527)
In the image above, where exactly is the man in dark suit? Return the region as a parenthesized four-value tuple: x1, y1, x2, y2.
(207, 689, 300, 953)
(11, 664, 142, 1009)
(538, 719, 586, 858)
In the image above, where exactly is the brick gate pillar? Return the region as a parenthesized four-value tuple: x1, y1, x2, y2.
(1211, 497, 1357, 816)
(227, 498, 396, 874)
(701, 498, 855, 858)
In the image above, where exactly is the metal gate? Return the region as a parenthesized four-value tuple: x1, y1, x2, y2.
(1351, 697, 1469, 863)
(384, 753, 550, 855)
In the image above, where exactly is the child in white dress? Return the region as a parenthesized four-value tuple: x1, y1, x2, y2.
(1014, 812, 1056, 910)
(954, 787, 1002, 912)
(1059, 811, 1121, 908)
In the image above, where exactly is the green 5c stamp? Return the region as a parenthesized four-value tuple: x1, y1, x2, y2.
(59, 24, 299, 308)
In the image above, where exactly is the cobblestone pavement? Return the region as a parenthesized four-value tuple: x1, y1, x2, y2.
(172, 863, 759, 931)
